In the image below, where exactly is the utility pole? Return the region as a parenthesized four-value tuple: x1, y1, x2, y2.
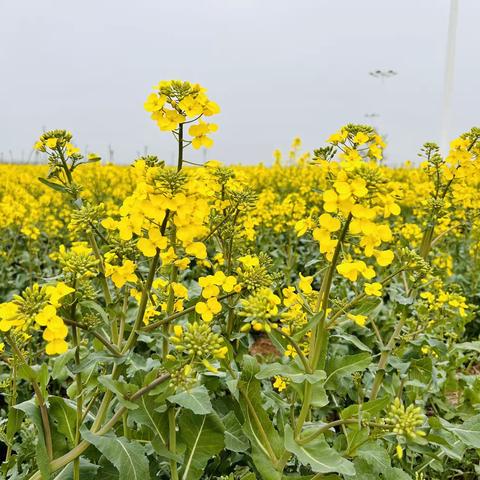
(441, 0, 459, 153)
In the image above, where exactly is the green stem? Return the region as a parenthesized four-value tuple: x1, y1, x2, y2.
(70, 280, 82, 480)
(63, 319, 122, 357)
(295, 214, 352, 437)
(5, 334, 53, 461)
(168, 407, 179, 480)
(370, 311, 406, 400)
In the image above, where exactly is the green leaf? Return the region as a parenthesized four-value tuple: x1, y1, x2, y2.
(178, 411, 224, 480)
(69, 351, 125, 374)
(439, 414, 480, 448)
(52, 458, 99, 479)
(331, 333, 372, 352)
(355, 441, 390, 472)
(223, 411, 249, 453)
(452, 341, 480, 353)
(284, 424, 355, 475)
(341, 397, 390, 420)
(49, 396, 77, 446)
(14, 399, 50, 480)
(82, 429, 150, 480)
(350, 297, 382, 316)
(38, 177, 67, 193)
(383, 468, 412, 480)
(167, 385, 213, 415)
(98, 375, 139, 410)
(325, 352, 372, 389)
(128, 396, 178, 460)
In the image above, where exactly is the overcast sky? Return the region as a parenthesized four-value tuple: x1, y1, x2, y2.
(1, 0, 479, 166)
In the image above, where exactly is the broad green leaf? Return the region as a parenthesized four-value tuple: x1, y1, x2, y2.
(341, 397, 390, 420)
(452, 341, 480, 353)
(14, 399, 50, 480)
(98, 375, 139, 410)
(439, 414, 480, 448)
(168, 385, 213, 414)
(310, 381, 329, 407)
(325, 352, 372, 389)
(51, 349, 75, 381)
(284, 424, 355, 475)
(355, 441, 390, 472)
(53, 458, 99, 479)
(178, 411, 224, 480)
(82, 429, 150, 480)
(49, 396, 77, 446)
(128, 396, 178, 460)
(383, 467, 412, 480)
(223, 411, 249, 453)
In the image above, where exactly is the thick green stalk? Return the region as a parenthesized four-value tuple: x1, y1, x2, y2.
(5, 334, 53, 461)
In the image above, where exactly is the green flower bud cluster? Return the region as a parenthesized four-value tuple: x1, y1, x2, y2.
(13, 284, 49, 319)
(69, 203, 106, 233)
(228, 187, 258, 211)
(81, 312, 103, 330)
(135, 155, 165, 168)
(211, 166, 235, 186)
(168, 365, 197, 390)
(171, 322, 225, 360)
(386, 398, 425, 439)
(238, 287, 280, 324)
(75, 280, 97, 302)
(399, 248, 432, 278)
(59, 249, 99, 279)
(107, 238, 139, 262)
(155, 169, 187, 195)
(237, 262, 274, 292)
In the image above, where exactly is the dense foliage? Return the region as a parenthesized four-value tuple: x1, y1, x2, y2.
(1, 80, 480, 480)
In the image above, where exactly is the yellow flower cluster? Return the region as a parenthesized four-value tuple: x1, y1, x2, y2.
(0, 283, 74, 355)
(144, 80, 220, 148)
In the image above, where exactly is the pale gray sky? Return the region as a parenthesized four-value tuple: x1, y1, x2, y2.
(1, 0, 479, 165)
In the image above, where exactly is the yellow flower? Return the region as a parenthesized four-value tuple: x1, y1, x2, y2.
(137, 228, 168, 257)
(195, 297, 222, 322)
(185, 242, 207, 259)
(45, 138, 58, 149)
(373, 249, 394, 267)
(188, 121, 218, 149)
(144, 93, 166, 112)
(105, 260, 137, 288)
(364, 282, 382, 297)
(318, 213, 341, 232)
(396, 444, 403, 460)
(347, 313, 367, 327)
(45, 282, 75, 307)
(238, 255, 259, 268)
(353, 132, 370, 144)
(298, 273, 314, 294)
(273, 375, 289, 392)
(0, 303, 21, 332)
(336, 260, 375, 282)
